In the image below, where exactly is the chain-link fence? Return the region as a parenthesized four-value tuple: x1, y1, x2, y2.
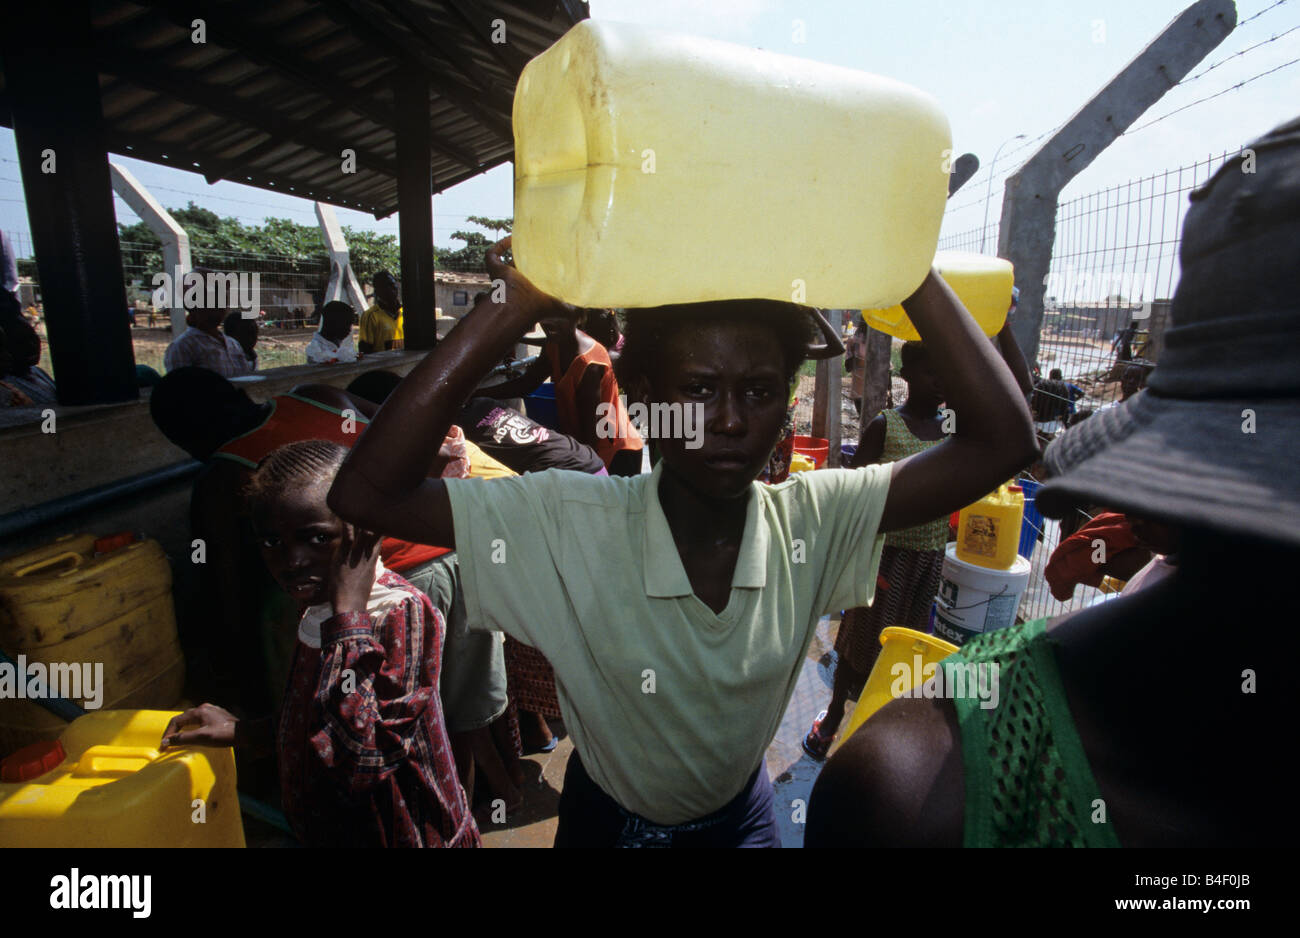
(118, 243, 333, 328)
(938, 149, 1235, 622)
(9, 232, 495, 373)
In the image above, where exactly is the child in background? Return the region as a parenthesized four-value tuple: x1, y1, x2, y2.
(306, 300, 358, 364)
(161, 440, 478, 847)
(803, 341, 949, 759)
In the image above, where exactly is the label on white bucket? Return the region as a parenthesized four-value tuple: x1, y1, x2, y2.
(932, 604, 968, 645)
(984, 591, 1019, 631)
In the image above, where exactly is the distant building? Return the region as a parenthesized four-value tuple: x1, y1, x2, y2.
(435, 271, 491, 319)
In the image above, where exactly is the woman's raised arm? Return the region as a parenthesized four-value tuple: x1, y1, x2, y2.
(328, 239, 568, 548)
(879, 271, 1038, 533)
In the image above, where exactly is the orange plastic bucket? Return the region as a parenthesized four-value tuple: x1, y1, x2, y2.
(792, 435, 829, 468)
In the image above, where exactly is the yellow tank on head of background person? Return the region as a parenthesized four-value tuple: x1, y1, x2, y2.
(0, 709, 244, 847)
(513, 19, 951, 311)
(956, 484, 1026, 571)
(862, 251, 1015, 341)
(0, 534, 185, 756)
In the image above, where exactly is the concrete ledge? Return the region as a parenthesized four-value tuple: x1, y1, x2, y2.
(0, 351, 429, 516)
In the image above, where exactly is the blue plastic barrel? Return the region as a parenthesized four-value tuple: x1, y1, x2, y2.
(524, 383, 560, 430)
(1017, 478, 1044, 560)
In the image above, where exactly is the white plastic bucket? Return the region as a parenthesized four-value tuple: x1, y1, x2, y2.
(932, 545, 1031, 645)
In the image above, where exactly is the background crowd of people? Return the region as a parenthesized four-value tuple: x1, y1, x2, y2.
(4, 107, 1294, 850)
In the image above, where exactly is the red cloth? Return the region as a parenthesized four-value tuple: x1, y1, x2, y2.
(213, 393, 449, 571)
(1044, 512, 1140, 601)
(380, 539, 450, 574)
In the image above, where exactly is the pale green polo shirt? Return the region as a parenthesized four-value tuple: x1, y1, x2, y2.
(445, 460, 891, 825)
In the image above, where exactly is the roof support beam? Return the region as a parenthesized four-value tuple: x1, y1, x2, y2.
(2, 1, 137, 405)
(150, 0, 403, 132)
(109, 162, 192, 339)
(394, 65, 437, 351)
(316, 202, 368, 313)
(444, 0, 533, 74)
(96, 58, 402, 178)
(105, 134, 390, 215)
(376, 0, 517, 108)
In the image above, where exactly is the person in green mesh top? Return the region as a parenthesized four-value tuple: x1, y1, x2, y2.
(805, 113, 1300, 848)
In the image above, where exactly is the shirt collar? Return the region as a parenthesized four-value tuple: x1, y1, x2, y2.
(640, 461, 769, 599)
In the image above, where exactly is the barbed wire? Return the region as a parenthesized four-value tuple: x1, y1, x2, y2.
(945, 10, 1298, 217)
(1237, 0, 1292, 28)
(944, 123, 1065, 213)
(1124, 55, 1300, 135)
(1180, 22, 1300, 84)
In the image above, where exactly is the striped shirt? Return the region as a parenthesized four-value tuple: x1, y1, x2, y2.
(277, 570, 479, 847)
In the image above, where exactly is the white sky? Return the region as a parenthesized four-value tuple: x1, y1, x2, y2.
(1, 0, 1296, 253)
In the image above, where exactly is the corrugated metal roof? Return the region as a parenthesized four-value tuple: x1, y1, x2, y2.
(0, 0, 587, 216)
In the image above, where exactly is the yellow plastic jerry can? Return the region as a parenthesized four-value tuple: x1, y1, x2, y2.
(956, 484, 1026, 570)
(0, 709, 244, 847)
(0, 534, 186, 755)
(862, 251, 1015, 341)
(513, 20, 951, 310)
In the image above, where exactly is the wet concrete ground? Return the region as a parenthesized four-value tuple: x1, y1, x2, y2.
(478, 614, 846, 848)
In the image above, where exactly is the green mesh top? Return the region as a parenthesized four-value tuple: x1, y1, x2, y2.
(943, 618, 1122, 847)
(878, 408, 949, 551)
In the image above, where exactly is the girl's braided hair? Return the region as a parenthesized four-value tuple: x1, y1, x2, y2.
(244, 439, 348, 514)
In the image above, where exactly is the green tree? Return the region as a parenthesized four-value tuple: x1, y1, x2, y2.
(439, 216, 512, 270)
(466, 215, 512, 236)
(112, 205, 509, 295)
(342, 228, 401, 285)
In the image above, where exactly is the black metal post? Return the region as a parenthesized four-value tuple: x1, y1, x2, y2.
(2, 3, 138, 405)
(393, 66, 437, 351)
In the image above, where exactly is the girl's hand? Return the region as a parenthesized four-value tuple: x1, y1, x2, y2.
(160, 703, 238, 750)
(484, 236, 577, 331)
(331, 523, 382, 614)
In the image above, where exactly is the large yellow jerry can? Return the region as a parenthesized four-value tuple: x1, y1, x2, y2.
(513, 20, 951, 310)
(0, 534, 185, 755)
(0, 709, 244, 847)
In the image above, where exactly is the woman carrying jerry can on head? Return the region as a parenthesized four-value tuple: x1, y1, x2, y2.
(324, 229, 1036, 847)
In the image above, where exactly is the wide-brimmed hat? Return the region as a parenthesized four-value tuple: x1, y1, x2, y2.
(1036, 113, 1300, 547)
